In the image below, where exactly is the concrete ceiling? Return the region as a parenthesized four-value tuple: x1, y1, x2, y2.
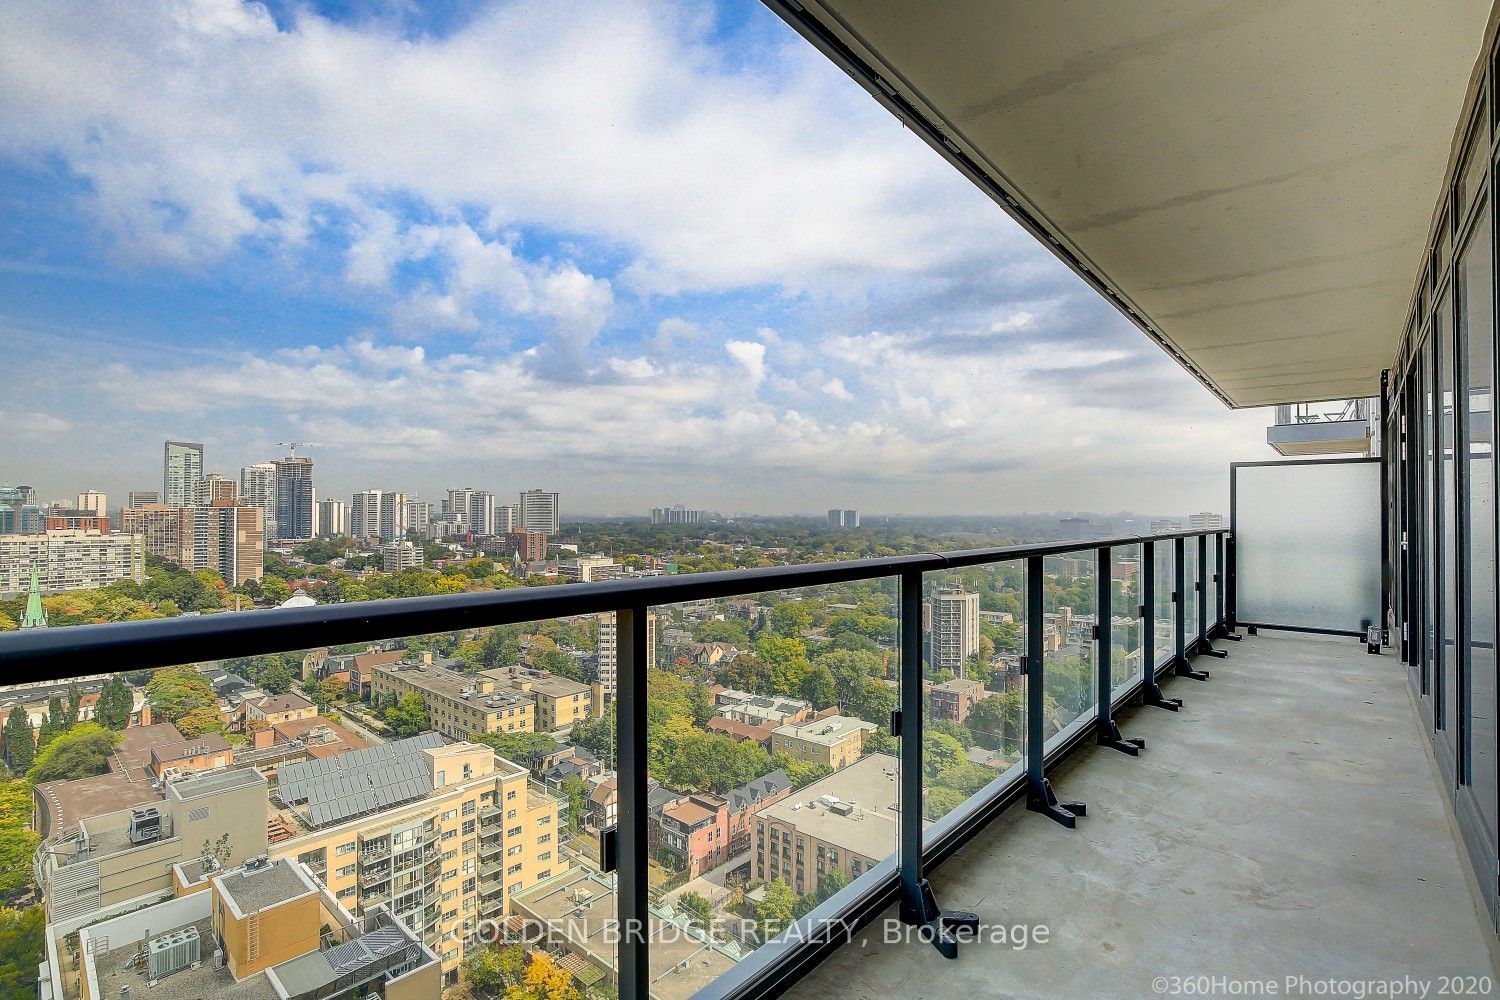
(770, 0, 1493, 407)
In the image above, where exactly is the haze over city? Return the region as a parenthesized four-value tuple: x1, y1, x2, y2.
(0, 0, 1273, 514)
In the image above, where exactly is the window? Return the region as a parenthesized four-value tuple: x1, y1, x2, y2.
(508, 863, 523, 876)
(336, 842, 356, 856)
(337, 864, 355, 878)
(538, 851, 551, 862)
(507, 789, 517, 801)
(462, 801, 476, 816)
(462, 819, 476, 836)
(508, 845, 523, 857)
(462, 877, 476, 894)
(441, 809, 458, 822)
(507, 826, 522, 837)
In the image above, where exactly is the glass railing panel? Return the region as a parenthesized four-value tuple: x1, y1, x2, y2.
(1206, 538, 1220, 628)
(1111, 544, 1145, 698)
(921, 561, 1025, 825)
(1185, 540, 1201, 647)
(645, 577, 899, 991)
(1153, 543, 1175, 668)
(1042, 552, 1098, 751)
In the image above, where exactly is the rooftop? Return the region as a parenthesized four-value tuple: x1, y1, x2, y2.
(380, 658, 531, 707)
(92, 916, 278, 1000)
(215, 857, 317, 917)
(35, 769, 158, 839)
(772, 715, 878, 747)
(757, 753, 903, 862)
(253, 691, 315, 715)
(274, 732, 443, 828)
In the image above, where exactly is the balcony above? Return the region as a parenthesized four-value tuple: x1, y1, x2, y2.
(787, 632, 1496, 996)
(1265, 400, 1378, 457)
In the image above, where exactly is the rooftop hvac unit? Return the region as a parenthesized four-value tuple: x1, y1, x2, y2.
(128, 808, 163, 845)
(147, 927, 200, 982)
(829, 802, 855, 816)
(243, 855, 270, 872)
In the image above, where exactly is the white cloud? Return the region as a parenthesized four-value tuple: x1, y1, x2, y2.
(725, 340, 767, 385)
(820, 377, 853, 401)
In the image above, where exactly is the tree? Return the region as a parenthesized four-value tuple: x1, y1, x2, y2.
(755, 636, 811, 696)
(757, 878, 797, 942)
(558, 775, 589, 836)
(463, 942, 527, 997)
(794, 869, 850, 918)
(679, 890, 714, 934)
(64, 683, 82, 728)
(799, 664, 837, 709)
(260, 663, 292, 695)
(966, 692, 1024, 752)
(473, 731, 561, 766)
(693, 619, 749, 647)
(27, 724, 121, 784)
(176, 706, 225, 738)
(260, 576, 292, 605)
(0, 905, 44, 997)
(714, 653, 774, 693)
(3, 709, 33, 774)
(146, 667, 217, 722)
(384, 694, 429, 738)
(94, 676, 133, 730)
(35, 696, 64, 752)
(0, 783, 39, 899)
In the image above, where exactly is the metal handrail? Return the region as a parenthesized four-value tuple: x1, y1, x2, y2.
(0, 527, 1230, 1000)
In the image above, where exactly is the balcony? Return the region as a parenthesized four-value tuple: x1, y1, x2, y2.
(1266, 400, 1379, 457)
(787, 630, 1496, 996)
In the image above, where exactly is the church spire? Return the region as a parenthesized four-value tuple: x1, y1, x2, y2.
(20, 566, 47, 630)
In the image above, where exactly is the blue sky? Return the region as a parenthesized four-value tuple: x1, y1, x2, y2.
(0, 0, 1272, 516)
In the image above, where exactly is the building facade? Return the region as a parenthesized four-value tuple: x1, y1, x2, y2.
(317, 497, 347, 537)
(273, 456, 316, 540)
(596, 610, 657, 698)
(930, 585, 980, 675)
(162, 440, 204, 508)
(518, 489, 560, 534)
(371, 657, 536, 740)
(240, 463, 279, 541)
(0, 528, 145, 596)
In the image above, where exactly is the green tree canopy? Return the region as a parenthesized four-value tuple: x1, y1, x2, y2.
(146, 667, 217, 722)
(27, 724, 121, 784)
(94, 676, 133, 730)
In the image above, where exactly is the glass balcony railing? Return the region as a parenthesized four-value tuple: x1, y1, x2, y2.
(2, 528, 1227, 1000)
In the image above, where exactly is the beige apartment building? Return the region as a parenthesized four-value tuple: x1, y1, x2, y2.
(120, 501, 265, 585)
(487, 666, 593, 731)
(371, 655, 535, 739)
(752, 753, 905, 896)
(770, 715, 878, 770)
(0, 528, 145, 596)
(38, 768, 270, 926)
(930, 585, 980, 675)
(270, 735, 565, 984)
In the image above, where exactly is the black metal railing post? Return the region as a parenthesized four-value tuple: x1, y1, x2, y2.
(1197, 534, 1209, 646)
(1096, 545, 1144, 755)
(1141, 539, 1182, 711)
(1198, 533, 1230, 658)
(1025, 555, 1086, 827)
(614, 604, 650, 1000)
(897, 569, 931, 925)
(1174, 537, 1210, 680)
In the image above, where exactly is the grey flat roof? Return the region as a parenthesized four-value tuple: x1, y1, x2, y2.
(274, 732, 441, 828)
(756, 753, 903, 861)
(169, 766, 265, 800)
(93, 917, 278, 1000)
(216, 858, 315, 915)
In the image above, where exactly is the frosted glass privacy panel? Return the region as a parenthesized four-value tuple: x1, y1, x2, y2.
(1233, 461, 1381, 633)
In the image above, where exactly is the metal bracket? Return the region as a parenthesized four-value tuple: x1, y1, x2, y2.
(1026, 777, 1087, 829)
(899, 878, 980, 960)
(600, 825, 618, 873)
(1097, 716, 1145, 756)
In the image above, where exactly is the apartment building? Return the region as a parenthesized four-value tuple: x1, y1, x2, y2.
(445, 488, 496, 535)
(120, 502, 265, 586)
(162, 440, 203, 507)
(0, 527, 145, 596)
(752, 753, 903, 895)
(658, 793, 731, 878)
(53, 857, 439, 1000)
(559, 554, 621, 582)
(382, 539, 423, 572)
(930, 584, 980, 675)
(270, 736, 564, 981)
(595, 610, 658, 698)
(239, 462, 279, 540)
(770, 715, 877, 770)
(245, 691, 317, 727)
(517, 489, 561, 534)
(38, 768, 270, 925)
(371, 656, 535, 739)
(929, 677, 986, 723)
(714, 688, 812, 728)
(487, 666, 593, 730)
(316, 497, 347, 537)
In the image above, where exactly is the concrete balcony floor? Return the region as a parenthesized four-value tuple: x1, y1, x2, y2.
(788, 632, 1498, 998)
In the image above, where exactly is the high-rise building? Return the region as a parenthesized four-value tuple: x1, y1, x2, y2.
(651, 505, 703, 525)
(75, 490, 106, 516)
(121, 503, 264, 586)
(407, 500, 432, 536)
(1149, 519, 1183, 534)
(596, 610, 657, 698)
(445, 488, 497, 536)
(163, 440, 204, 507)
(350, 490, 407, 540)
(496, 503, 519, 534)
(273, 456, 315, 540)
(126, 489, 159, 509)
(506, 530, 549, 563)
(1189, 512, 1225, 531)
(193, 472, 238, 505)
(0, 484, 42, 535)
(0, 528, 146, 596)
(518, 489, 560, 534)
(1059, 516, 1091, 540)
(827, 508, 860, 528)
(930, 585, 980, 676)
(316, 498, 347, 537)
(239, 463, 279, 540)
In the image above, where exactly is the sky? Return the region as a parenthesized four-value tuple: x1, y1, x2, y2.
(0, 0, 1275, 517)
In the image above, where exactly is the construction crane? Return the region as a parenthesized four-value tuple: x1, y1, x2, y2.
(277, 441, 322, 457)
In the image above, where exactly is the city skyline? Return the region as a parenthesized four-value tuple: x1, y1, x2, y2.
(0, 1, 1275, 516)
